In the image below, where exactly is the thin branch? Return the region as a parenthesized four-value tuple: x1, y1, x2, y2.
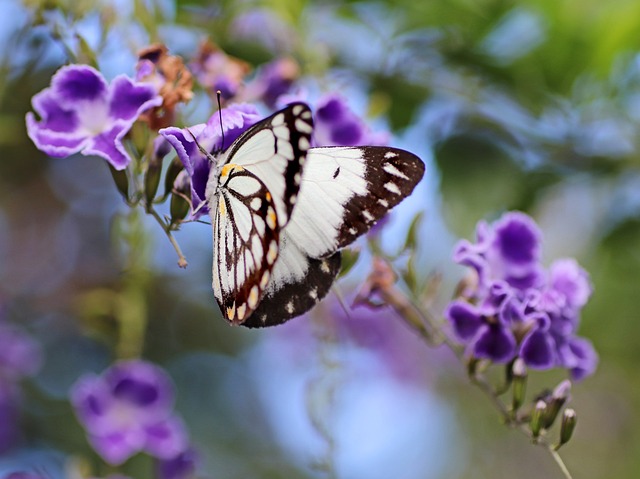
(147, 207, 188, 268)
(548, 446, 574, 479)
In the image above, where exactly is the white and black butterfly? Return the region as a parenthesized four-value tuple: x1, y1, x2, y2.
(202, 102, 424, 328)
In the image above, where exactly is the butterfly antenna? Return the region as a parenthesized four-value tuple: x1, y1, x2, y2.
(185, 128, 214, 163)
(332, 285, 352, 320)
(216, 90, 225, 151)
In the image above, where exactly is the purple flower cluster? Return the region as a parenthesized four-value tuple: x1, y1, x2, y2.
(445, 212, 598, 379)
(26, 65, 162, 170)
(71, 360, 189, 466)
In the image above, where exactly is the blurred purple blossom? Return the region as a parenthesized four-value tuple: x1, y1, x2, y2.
(446, 212, 598, 379)
(71, 360, 189, 465)
(0, 324, 42, 381)
(191, 41, 250, 100)
(0, 322, 42, 454)
(231, 9, 296, 52)
(2, 473, 46, 479)
(244, 58, 300, 108)
(157, 447, 199, 479)
(26, 65, 162, 170)
(160, 103, 262, 218)
(313, 94, 389, 147)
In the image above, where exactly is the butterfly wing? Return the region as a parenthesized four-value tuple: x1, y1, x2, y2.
(211, 167, 280, 325)
(241, 146, 425, 327)
(284, 146, 425, 259)
(210, 103, 313, 325)
(221, 102, 313, 228)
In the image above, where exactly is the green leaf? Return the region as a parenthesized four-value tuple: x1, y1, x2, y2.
(338, 248, 361, 278)
(74, 33, 98, 69)
(403, 211, 424, 252)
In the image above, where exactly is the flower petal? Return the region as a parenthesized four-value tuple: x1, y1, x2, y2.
(82, 122, 132, 170)
(104, 360, 175, 417)
(89, 429, 143, 465)
(473, 324, 516, 363)
(51, 64, 108, 103)
(520, 328, 555, 369)
(492, 211, 542, 267)
(26, 112, 88, 157)
(549, 258, 592, 310)
(29, 89, 80, 133)
(159, 125, 208, 177)
(144, 416, 189, 460)
(564, 337, 598, 380)
(108, 75, 162, 122)
(445, 301, 484, 341)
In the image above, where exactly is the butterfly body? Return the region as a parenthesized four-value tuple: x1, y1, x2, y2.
(204, 102, 424, 327)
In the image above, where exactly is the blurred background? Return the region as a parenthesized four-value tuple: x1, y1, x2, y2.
(1, 0, 639, 477)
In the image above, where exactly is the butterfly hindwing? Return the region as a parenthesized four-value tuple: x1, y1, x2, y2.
(212, 167, 280, 325)
(243, 248, 342, 328)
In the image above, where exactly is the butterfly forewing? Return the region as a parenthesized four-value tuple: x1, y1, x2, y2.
(212, 167, 280, 325)
(222, 102, 312, 228)
(282, 146, 425, 260)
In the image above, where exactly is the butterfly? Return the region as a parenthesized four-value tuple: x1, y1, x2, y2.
(200, 102, 424, 327)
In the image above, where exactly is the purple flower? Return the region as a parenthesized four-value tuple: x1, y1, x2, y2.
(446, 301, 517, 363)
(157, 447, 199, 479)
(191, 41, 250, 100)
(71, 360, 189, 465)
(313, 94, 389, 147)
(159, 103, 262, 218)
(0, 324, 42, 381)
(454, 212, 544, 295)
(26, 64, 162, 170)
(245, 58, 300, 108)
(447, 212, 598, 379)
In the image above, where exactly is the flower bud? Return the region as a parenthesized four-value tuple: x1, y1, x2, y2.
(511, 358, 527, 412)
(557, 408, 577, 448)
(145, 137, 171, 207)
(543, 380, 572, 429)
(530, 400, 547, 438)
(163, 158, 184, 201)
(108, 163, 129, 201)
(170, 170, 190, 225)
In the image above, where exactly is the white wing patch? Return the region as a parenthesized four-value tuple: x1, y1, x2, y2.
(283, 146, 424, 260)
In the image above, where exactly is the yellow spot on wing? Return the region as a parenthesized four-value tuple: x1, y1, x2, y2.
(265, 192, 272, 201)
(221, 164, 243, 177)
(226, 304, 236, 321)
(248, 286, 259, 308)
(219, 198, 226, 216)
(237, 303, 247, 322)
